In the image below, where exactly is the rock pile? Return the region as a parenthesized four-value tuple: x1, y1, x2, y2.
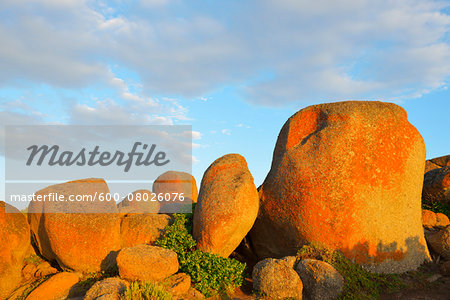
(1, 100, 449, 299)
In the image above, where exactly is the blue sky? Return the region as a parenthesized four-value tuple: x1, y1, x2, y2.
(1, 0, 450, 194)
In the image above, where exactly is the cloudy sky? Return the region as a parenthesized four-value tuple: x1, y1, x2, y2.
(1, 0, 450, 194)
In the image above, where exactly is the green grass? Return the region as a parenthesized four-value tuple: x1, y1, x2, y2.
(23, 254, 44, 266)
(155, 209, 246, 297)
(297, 243, 404, 300)
(120, 281, 173, 300)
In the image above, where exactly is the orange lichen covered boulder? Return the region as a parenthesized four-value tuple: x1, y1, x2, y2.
(249, 101, 429, 273)
(436, 213, 450, 227)
(117, 244, 179, 282)
(0, 202, 30, 299)
(25, 272, 80, 300)
(425, 155, 450, 173)
(117, 189, 161, 214)
(422, 210, 437, 228)
(153, 171, 198, 203)
(193, 154, 259, 257)
(27, 178, 121, 273)
(120, 213, 172, 248)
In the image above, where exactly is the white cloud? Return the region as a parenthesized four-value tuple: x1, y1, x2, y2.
(192, 131, 202, 140)
(221, 129, 231, 135)
(0, 0, 449, 105)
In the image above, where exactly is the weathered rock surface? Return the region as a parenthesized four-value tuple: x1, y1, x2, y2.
(27, 178, 121, 273)
(116, 244, 179, 282)
(84, 277, 129, 300)
(295, 259, 344, 300)
(422, 210, 450, 229)
(0, 202, 30, 299)
(423, 166, 450, 205)
(165, 273, 191, 297)
(22, 261, 58, 280)
(153, 171, 198, 214)
(422, 210, 437, 228)
(184, 287, 205, 299)
(425, 225, 450, 260)
(117, 190, 161, 214)
(153, 171, 198, 203)
(249, 101, 429, 273)
(436, 213, 450, 227)
(25, 272, 80, 300)
(120, 213, 172, 248)
(425, 155, 450, 173)
(281, 256, 298, 269)
(193, 154, 259, 257)
(252, 258, 303, 299)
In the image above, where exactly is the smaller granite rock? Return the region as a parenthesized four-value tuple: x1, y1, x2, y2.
(184, 287, 205, 299)
(252, 258, 303, 299)
(153, 171, 198, 203)
(295, 259, 344, 300)
(165, 273, 191, 297)
(117, 244, 179, 282)
(436, 213, 450, 227)
(22, 264, 37, 281)
(440, 261, 450, 276)
(84, 277, 129, 300)
(425, 155, 450, 173)
(423, 166, 450, 205)
(118, 190, 161, 214)
(281, 256, 298, 269)
(34, 261, 58, 278)
(120, 213, 172, 248)
(422, 210, 437, 228)
(25, 272, 80, 300)
(425, 226, 450, 260)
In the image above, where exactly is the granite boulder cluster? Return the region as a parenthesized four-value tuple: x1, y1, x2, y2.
(1, 101, 449, 299)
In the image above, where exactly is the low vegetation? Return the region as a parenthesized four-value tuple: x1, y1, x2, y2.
(297, 243, 404, 299)
(23, 254, 44, 266)
(156, 210, 246, 297)
(120, 281, 173, 300)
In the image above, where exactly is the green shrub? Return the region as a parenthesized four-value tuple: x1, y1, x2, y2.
(181, 250, 246, 297)
(155, 213, 196, 258)
(297, 243, 403, 299)
(121, 281, 173, 300)
(156, 211, 246, 297)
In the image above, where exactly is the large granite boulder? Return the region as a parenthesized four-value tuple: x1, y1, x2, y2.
(0, 202, 30, 299)
(27, 178, 121, 273)
(193, 154, 259, 257)
(249, 101, 429, 273)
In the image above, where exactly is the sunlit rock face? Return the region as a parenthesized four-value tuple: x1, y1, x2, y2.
(249, 101, 429, 273)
